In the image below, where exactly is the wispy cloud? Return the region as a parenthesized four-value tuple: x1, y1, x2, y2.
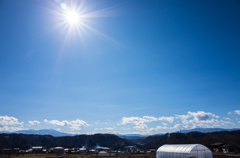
(105, 126, 117, 130)
(162, 122, 168, 126)
(29, 120, 40, 126)
(120, 111, 235, 134)
(121, 115, 175, 133)
(234, 110, 240, 115)
(44, 119, 89, 131)
(173, 124, 190, 130)
(223, 117, 231, 120)
(121, 116, 157, 131)
(158, 116, 174, 123)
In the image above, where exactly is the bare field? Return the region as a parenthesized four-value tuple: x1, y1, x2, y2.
(0, 153, 156, 158)
(1, 154, 240, 158)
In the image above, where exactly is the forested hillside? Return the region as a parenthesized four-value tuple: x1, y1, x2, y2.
(0, 130, 240, 152)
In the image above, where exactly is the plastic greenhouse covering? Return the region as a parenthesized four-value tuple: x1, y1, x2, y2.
(157, 144, 213, 158)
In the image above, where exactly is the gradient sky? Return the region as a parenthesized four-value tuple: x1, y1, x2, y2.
(0, 0, 240, 135)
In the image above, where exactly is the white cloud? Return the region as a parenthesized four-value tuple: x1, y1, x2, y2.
(147, 124, 189, 132)
(56, 128, 60, 131)
(29, 120, 40, 126)
(121, 116, 158, 132)
(228, 112, 231, 115)
(162, 123, 168, 126)
(143, 116, 158, 121)
(0, 126, 26, 132)
(158, 116, 174, 123)
(175, 114, 191, 124)
(148, 126, 172, 132)
(133, 124, 148, 131)
(0, 116, 24, 126)
(223, 117, 231, 120)
(121, 127, 130, 130)
(173, 124, 190, 130)
(120, 131, 142, 135)
(121, 115, 175, 133)
(234, 110, 240, 115)
(175, 111, 234, 128)
(121, 116, 174, 130)
(238, 121, 240, 124)
(93, 121, 100, 124)
(105, 127, 114, 130)
(121, 117, 152, 125)
(108, 131, 119, 134)
(44, 119, 89, 131)
(188, 111, 219, 121)
(0, 116, 25, 132)
(70, 126, 81, 131)
(121, 111, 236, 134)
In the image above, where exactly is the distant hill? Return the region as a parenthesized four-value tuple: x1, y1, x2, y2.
(0, 133, 133, 150)
(180, 128, 240, 133)
(117, 134, 148, 140)
(8, 129, 73, 137)
(1, 130, 240, 152)
(3, 128, 240, 138)
(138, 130, 240, 151)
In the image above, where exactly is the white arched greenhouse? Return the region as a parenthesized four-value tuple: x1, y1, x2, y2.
(157, 144, 213, 158)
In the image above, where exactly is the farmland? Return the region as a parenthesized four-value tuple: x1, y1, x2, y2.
(0, 153, 240, 158)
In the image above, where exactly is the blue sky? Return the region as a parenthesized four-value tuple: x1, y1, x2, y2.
(0, 0, 240, 135)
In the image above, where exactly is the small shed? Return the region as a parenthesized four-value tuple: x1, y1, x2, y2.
(157, 144, 212, 158)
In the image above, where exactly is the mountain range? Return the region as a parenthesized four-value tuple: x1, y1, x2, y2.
(1, 129, 240, 151)
(2, 129, 72, 137)
(180, 128, 240, 133)
(2, 127, 240, 139)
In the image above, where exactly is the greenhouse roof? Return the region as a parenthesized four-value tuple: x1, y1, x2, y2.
(157, 144, 209, 153)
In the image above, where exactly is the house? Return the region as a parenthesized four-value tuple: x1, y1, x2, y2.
(211, 143, 230, 153)
(125, 145, 140, 154)
(79, 146, 87, 154)
(94, 145, 110, 153)
(64, 148, 74, 154)
(88, 149, 96, 154)
(32, 146, 43, 153)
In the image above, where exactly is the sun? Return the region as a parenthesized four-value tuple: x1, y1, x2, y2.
(64, 10, 81, 25)
(50, 1, 120, 46)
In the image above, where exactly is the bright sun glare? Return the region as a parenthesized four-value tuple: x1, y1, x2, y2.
(52, 1, 119, 46)
(65, 10, 80, 25)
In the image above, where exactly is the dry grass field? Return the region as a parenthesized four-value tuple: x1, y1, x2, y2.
(0, 153, 157, 158)
(0, 153, 240, 158)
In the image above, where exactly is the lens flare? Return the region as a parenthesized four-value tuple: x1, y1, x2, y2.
(65, 10, 80, 25)
(45, 0, 122, 48)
